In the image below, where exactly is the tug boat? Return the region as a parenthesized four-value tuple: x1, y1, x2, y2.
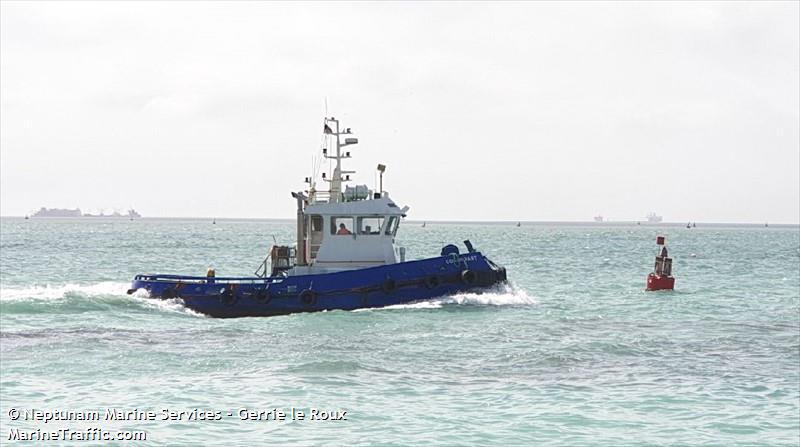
(128, 116, 507, 317)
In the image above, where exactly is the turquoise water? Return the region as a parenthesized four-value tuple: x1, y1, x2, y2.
(1, 218, 798, 446)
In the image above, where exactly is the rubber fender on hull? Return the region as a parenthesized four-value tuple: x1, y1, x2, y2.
(496, 268, 507, 282)
(461, 269, 477, 286)
(299, 289, 317, 306)
(219, 287, 238, 306)
(382, 278, 397, 293)
(162, 287, 178, 299)
(424, 275, 440, 289)
(253, 287, 271, 304)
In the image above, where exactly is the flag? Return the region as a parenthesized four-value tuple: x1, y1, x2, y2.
(323, 124, 333, 134)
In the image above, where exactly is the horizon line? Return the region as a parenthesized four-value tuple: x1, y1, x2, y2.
(2, 215, 798, 226)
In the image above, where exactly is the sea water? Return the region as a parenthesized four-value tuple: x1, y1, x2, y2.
(1, 218, 798, 446)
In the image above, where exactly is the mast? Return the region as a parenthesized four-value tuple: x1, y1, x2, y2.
(322, 117, 357, 203)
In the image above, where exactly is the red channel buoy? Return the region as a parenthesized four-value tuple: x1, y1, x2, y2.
(646, 235, 675, 291)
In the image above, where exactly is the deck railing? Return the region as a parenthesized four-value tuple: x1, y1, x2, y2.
(134, 274, 284, 284)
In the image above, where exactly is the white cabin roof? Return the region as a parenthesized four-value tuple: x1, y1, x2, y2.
(304, 196, 408, 216)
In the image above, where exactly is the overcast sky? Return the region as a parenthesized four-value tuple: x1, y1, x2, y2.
(1, 1, 798, 223)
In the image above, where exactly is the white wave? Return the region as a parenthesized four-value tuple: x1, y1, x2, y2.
(123, 285, 203, 317)
(0, 281, 205, 317)
(363, 283, 535, 311)
(131, 288, 151, 299)
(443, 283, 536, 306)
(371, 300, 445, 311)
(0, 281, 131, 301)
(128, 295, 206, 318)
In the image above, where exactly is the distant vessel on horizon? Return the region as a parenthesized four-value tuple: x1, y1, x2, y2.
(646, 212, 663, 223)
(593, 215, 604, 222)
(84, 209, 141, 219)
(31, 207, 141, 218)
(32, 207, 82, 218)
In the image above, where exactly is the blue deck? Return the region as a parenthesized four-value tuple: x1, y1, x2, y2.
(129, 252, 507, 318)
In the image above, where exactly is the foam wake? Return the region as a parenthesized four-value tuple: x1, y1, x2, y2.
(0, 282, 532, 316)
(0, 282, 130, 301)
(366, 283, 535, 311)
(0, 282, 202, 317)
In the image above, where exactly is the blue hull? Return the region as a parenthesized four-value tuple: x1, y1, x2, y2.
(128, 252, 507, 318)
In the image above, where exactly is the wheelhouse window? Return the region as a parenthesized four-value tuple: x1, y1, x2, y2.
(357, 216, 384, 235)
(331, 216, 354, 235)
(309, 215, 323, 233)
(306, 215, 325, 262)
(385, 216, 399, 236)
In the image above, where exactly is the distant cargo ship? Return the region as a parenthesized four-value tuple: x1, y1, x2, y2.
(646, 212, 663, 223)
(31, 208, 141, 218)
(593, 215, 604, 222)
(84, 209, 141, 218)
(31, 207, 82, 217)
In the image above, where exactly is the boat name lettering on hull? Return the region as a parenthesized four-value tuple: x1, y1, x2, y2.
(446, 255, 477, 264)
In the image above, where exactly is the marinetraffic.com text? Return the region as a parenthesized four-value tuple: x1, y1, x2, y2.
(6, 407, 348, 442)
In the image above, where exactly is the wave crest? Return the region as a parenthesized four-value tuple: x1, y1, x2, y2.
(374, 283, 535, 311)
(0, 282, 203, 317)
(0, 282, 129, 301)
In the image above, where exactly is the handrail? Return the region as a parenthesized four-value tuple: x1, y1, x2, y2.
(254, 251, 271, 277)
(134, 274, 283, 283)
